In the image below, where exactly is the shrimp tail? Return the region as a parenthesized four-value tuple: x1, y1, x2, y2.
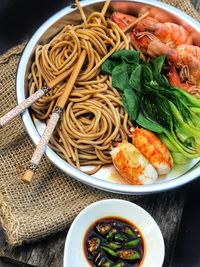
(168, 65, 191, 91)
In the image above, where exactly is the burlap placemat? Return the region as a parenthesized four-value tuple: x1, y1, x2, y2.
(0, 0, 199, 246)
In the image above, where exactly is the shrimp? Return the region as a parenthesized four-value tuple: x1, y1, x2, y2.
(110, 141, 158, 185)
(130, 32, 178, 59)
(131, 33, 200, 90)
(111, 12, 192, 48)
(132, 128, 173, 175)
(134, 17, 192, 48)
(168, 65, 191, 90)
(175, 45, 200, 86)
(166, 45, 200, 96)
(131, 31, 200, 94)
(111, 12, 200, 94)
(111, 12, 137, 30)
(168, 65, 200, 99)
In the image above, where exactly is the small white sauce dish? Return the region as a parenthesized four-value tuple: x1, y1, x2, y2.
(64, 199, 165, 267)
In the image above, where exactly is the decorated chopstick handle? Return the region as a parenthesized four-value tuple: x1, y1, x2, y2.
(0, 86, 50, 128)
(22, 106, 62, 183)
(0, 67, 73, 128)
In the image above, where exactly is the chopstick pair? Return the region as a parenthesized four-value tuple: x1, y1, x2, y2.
(23, 50, 86, 183)
(0, 50, 86, 183)
(0, 0, 111, 183)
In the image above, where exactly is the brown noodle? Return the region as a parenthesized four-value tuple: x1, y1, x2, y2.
(28, 1, 134, 174)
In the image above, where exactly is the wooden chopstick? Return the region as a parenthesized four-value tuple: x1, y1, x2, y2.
(0, 68, 73, 128)
(123, 11, 149, 33)
(101, 0, 111, 16)
(22, 50, 87, 183)
(75, 0, 88, 26)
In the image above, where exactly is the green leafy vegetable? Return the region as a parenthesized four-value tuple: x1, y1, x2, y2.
(123, 89, 140, 121)
(101, 59, 119, 75)
(112, 62, 132, 92)
(136, 113, 164, 133)
(101, 50, 200, 162)
(110, 49, 140, 63)
(129, 65, 142, 92)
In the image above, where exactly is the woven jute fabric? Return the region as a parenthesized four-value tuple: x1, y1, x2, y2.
(0, 0, 199, 246)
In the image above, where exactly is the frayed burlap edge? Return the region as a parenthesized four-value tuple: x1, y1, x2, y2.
(0, 193, 19, 245)
(0, 43, 26, 246)
(0, 42, 26, 64)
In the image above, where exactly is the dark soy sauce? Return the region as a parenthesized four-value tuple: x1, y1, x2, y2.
(84, 217, 145, 267)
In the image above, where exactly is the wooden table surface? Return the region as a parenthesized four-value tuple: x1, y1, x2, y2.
(0, 1, 199, 267)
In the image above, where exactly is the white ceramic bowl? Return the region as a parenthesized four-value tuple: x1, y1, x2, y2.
(16, 0, 200, 194)
(64, 199, 165, 267)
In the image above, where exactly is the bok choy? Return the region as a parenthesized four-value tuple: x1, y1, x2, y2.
(101, 50, 200, 163)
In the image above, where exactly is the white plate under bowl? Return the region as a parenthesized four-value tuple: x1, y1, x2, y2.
(64, 199, 165, 267)
(16, 0, 200, 194)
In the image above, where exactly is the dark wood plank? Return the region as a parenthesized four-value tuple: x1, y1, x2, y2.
(172, 179, 200, 267)
(134, 191, 186, 267)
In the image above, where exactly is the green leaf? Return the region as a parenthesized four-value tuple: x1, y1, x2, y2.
(122, 89, 140, 121)
(151, 55, 170, 87)
(122, 94, 129, 113)
(129, 65, 142, 92)
(138, 95, 171, 132)
(112, 62, 132, 92)
(110, 50, 140, 64)
(136, 113, 164, 133)
(101, 59, 120, 75)
(158, 133, 178, 152)
(171, 152, 191, 164)
(173, 87, 200, 108)
(190, 107, 200, 115)
(151, 55, 166, 76)
(142, 64, 153, 82)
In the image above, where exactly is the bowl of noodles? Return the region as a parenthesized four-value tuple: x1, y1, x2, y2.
(16, 0, 200, 194)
